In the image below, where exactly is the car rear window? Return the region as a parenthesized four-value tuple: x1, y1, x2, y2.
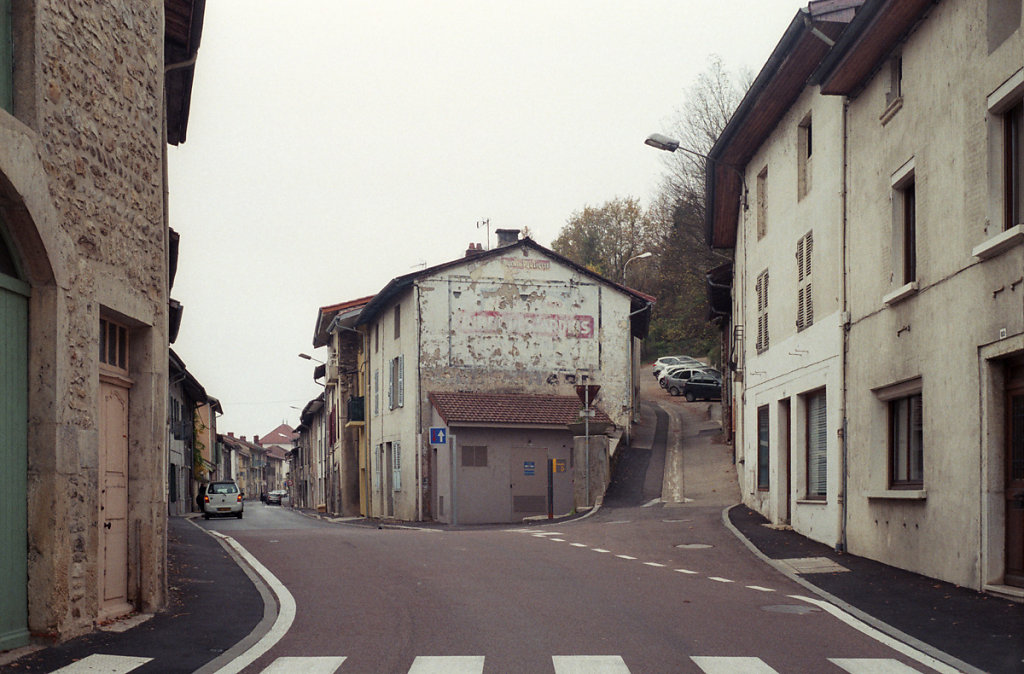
(209, 483, 238, 494)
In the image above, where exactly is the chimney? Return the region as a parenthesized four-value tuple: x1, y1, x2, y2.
(495, 229, 520, 247)
(465, 242, 485, 258)
(254, 435, 261, 446)
(241, 435, 247, 442)
(227, 432, 234, 438)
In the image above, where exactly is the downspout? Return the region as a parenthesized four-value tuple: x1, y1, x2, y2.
(416, 282, 423, 522)
(838, 95, 851, 553)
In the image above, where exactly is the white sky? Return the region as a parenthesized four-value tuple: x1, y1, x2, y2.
(168, 0, 801, 438)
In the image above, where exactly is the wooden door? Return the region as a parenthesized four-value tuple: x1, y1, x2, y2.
(99, 380, 131, 618)
(0, 272, 29, 650)
(1006, 359, 1024, 588)
(509, 448, 547, 520)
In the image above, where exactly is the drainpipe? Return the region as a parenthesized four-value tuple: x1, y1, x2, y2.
(838, 95, 851, 554)
(416, 282, 423, 522)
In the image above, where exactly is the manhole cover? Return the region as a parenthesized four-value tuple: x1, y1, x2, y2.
(762, 604, 821, 615)
(778, 557, 850, 574)
(675, 543, 713, 550)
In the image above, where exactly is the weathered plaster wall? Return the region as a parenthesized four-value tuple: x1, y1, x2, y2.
(843, 0, 1024, 589)
(733, 87, 847, 548)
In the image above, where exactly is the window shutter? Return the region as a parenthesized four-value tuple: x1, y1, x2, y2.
(398, 354, 405, 408)
(805, 281, 813, 325)
(388, 360, 394, 410)
(373, 370, 379, 415)
(797, 237, 805, 282)
(392, 441, 402, 491)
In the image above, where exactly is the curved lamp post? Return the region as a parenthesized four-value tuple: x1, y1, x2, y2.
(644, 133, 748, 210)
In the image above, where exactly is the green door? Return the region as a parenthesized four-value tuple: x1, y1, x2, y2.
(0, 258, 29, 649)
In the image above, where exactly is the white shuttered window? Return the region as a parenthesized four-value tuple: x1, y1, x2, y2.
(806, 390, 827, 499)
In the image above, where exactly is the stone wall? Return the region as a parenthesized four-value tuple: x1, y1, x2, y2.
(3, 0, 170, 640)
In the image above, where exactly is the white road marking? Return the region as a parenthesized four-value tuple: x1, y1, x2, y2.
(51, 655, 152, 673)
(552, 655, 630, 673)
(746, 585, 776, 592)
(616, 554, 637, 560)
(643, 562, 666, 568)
(570, 543, 588, 548)
(260, 656, 346, 673)
(691, 655, 779, 672)
(530, 532, 565, 537)
(551, 538, 566, 542)
(829, 658, 923, 673)
(408, 655, 485, 673)
(641, 498, 662, 508)
(592, 548, 611, 553)
(211, 533, 297, 674)
(708, 577, 734, 583)
(792, 596, 961, 674)
(675, 568, 699, 575)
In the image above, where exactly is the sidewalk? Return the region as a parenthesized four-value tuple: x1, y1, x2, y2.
(0, 516, 268, 673)
(643, 375, 1023, 674)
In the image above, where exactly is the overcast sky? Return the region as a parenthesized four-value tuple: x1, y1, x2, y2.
(167, 0, 801, 438)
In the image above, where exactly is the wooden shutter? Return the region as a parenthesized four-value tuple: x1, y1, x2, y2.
(392, 441, 401, 491)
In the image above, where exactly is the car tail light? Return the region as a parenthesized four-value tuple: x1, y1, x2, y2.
(237, 494, 242, 503)
(204, 495, 210, 503)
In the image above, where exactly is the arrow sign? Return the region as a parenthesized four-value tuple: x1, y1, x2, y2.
(429, 427, 447, 445)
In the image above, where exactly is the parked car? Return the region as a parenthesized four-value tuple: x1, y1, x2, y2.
(266, 489, 287, 505)
(679, 375, 722, 402)
(203, 480, 243, 519)
(659, 365, 711, 388)
(652, 355, 701, 378)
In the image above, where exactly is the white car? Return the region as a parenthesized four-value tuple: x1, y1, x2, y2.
(652, 356, 701, 378)
(203, 481, 244, 519)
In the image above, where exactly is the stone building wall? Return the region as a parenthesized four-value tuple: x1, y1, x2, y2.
(2, 1, 170, 640)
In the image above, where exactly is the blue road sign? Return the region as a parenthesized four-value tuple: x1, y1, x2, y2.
(429, 427, 447, 445)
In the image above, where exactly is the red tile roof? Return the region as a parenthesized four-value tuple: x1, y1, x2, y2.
(429, 392, 613, 427)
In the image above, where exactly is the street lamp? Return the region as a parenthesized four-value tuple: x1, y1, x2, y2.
(622, 251, 652, 281)
(644, 133, 748, 210)
(297, 353, 324, 364)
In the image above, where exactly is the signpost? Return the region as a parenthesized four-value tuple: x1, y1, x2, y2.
(575, 384, 600, 506)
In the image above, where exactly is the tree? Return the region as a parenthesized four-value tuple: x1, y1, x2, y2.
(646, 55, 750, 361)
(551, 197, 660, 282)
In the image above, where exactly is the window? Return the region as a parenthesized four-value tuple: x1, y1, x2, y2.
(755, 269, 769, 354)
(805, 389, 827, 500)
(462, 445, 488, 467)
(1004, 99, 1022, 230)
(394, 304, 401, 340)
(798, 115, 812, 199)
(796, 231, 814, 331)
(756, 166, 768, 239)
(99, 317, 129, 372)
(373, 370, 379, 415)
(886, 52, 903, 107)
(891, 161, 917, 286)
(388, 355, 404, 410)
(757, 406, 769, 491)
(374, 323, 379, 353)
(889, 393, 923, 488)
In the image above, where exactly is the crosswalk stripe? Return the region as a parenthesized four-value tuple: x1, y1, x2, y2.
(691, 656, 779, 673)
(261, 656, 346, 673)
(50, 654, 153, 673)
(829, 658, 923, 673)
(408, 655, 485, 673)
(552, 655, 630, 673)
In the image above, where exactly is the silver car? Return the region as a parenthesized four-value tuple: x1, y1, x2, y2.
(203, 481, 243, 519)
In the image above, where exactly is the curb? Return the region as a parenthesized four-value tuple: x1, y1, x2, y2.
(720, 504, 983, 674)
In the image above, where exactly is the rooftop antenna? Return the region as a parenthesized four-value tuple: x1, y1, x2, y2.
(476, 218, 490, 250)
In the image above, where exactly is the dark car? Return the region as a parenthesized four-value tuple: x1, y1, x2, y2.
(678, 375, 722, 402)
(266, 489, 286, 505)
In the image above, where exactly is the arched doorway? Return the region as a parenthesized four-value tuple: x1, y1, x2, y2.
(0, 222, 29, 650)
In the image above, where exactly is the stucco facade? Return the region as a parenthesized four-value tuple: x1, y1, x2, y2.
(0, 1, 202, 646)
(358, 234, 651, 522)
(836, 0, 1024, 592)
(708, 0, 1024, 594)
